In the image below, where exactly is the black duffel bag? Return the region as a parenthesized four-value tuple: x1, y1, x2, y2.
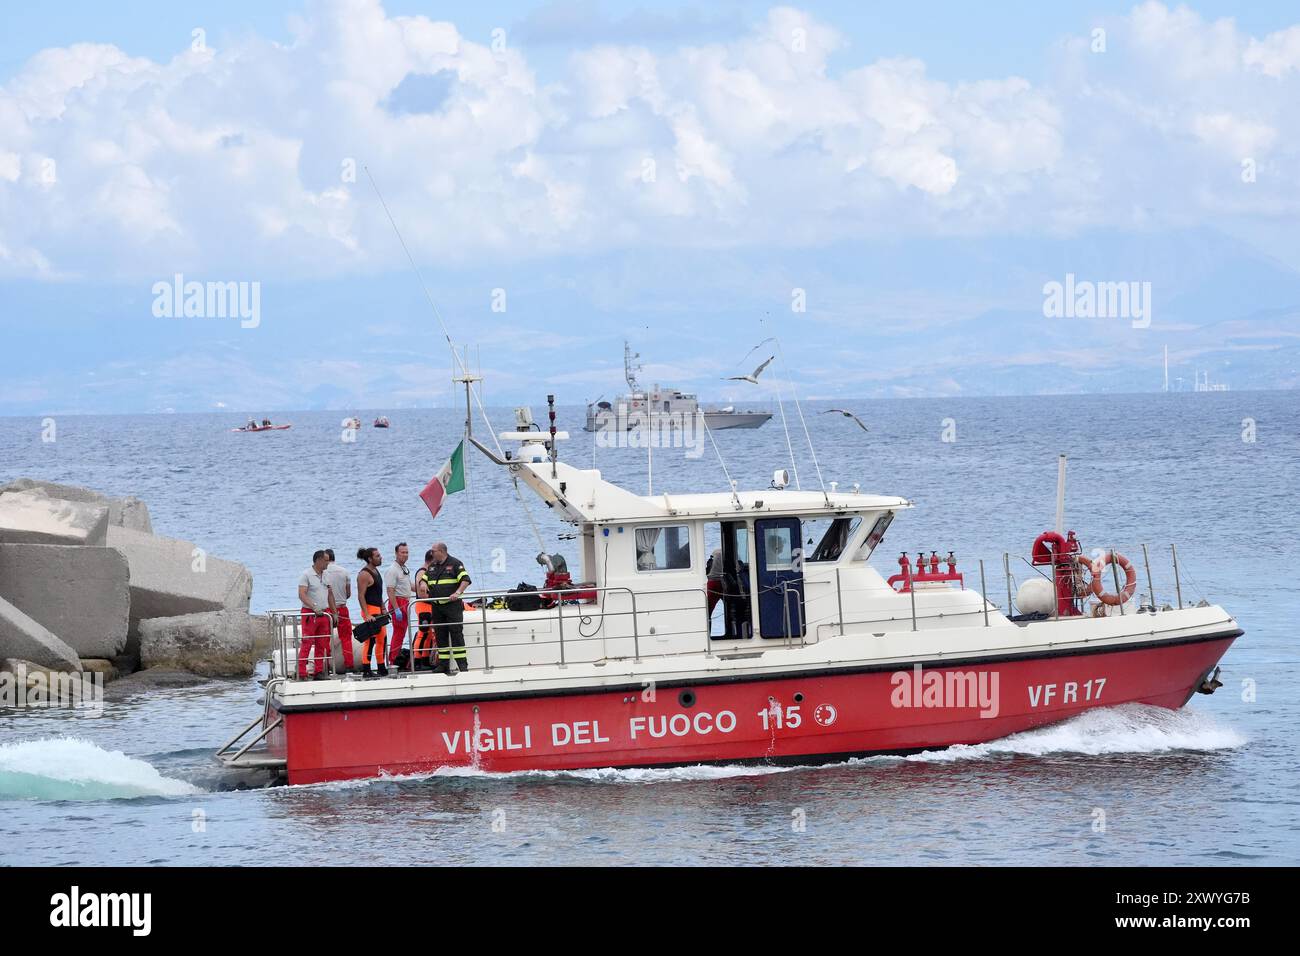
(506, 583, 543, 612)
(352, 612, 392, 642)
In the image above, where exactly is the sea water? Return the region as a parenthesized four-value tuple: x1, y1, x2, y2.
(0, 392, 1296, 865)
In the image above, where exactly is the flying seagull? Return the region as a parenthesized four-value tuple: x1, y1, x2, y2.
(823, 408, 869, 431)
(726, 356, 774, 384)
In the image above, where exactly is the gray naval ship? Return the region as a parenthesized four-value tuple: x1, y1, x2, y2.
(584, 341, 773, 432)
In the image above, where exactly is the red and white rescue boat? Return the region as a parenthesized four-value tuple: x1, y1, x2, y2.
(218, 413, 1240, 784)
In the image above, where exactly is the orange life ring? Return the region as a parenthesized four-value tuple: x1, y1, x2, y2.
(1077, 551, 1137, 606)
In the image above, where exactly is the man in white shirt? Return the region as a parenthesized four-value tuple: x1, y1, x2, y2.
(383, 542, 414, 667)
(296, 549, 337, 680)
(323, 548, 354, 673)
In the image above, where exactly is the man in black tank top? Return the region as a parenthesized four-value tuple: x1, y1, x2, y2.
(356, 547, 387, 677)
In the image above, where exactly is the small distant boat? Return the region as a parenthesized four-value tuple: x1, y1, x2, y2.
(342, 417, 363, 430)
(232, 421, 291, 433)
(373, 417, 391, 429)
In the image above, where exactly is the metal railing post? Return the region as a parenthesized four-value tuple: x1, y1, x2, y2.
(1171, 544, 1183, 609)
(907, 564, 917, 632)
(979, 559, 989, 627)
(1003, 552, 1013, 617)
(480, 601, 491, 672)
(1111, 546, 1125, 615)
(330, 617, 339, 677)
(556, 598, 566, 667)
(630, 591, 640, 662)
(790, 587, 800, 647)
(835, 567, 844, 636)
(781, 582, 792, 646)
(1141, 543, 1155, 611)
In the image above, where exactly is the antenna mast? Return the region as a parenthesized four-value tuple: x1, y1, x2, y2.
(624, 340, 643, 394)
(454, 345, 480, 437)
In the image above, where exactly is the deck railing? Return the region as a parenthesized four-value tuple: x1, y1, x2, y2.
(994, 542, 1197, 622)
(270, 583, 712, 681)
(267, 542, 1204, 679)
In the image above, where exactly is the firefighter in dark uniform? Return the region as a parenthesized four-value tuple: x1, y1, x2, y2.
(427, 541, 471, 674)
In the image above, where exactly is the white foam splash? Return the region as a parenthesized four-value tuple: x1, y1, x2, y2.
(0, 737, 201, 801)
(897, 703, 1246, 763)
(433, 762, 806, 784)
(295, 761, 802, 791)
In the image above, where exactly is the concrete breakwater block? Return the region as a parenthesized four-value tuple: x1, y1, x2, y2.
(107, 526, 253, 625)
(0, 479, 153, 533)
(0, 544, 130, 659)
(0, 490, 109, 547)
(138, 610, 257, 677)
(0, 595, 82, 672)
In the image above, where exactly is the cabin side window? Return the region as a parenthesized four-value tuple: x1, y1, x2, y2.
(853, 511, 895, 561)
(635, 524, 692, 572)
(805, 516, 863, 562)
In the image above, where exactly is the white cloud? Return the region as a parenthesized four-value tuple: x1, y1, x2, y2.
(1245, 25, 1300, 78)
(0, 1, 1298, 280)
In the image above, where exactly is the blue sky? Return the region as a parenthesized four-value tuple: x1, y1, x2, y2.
(8, 1, 1300, 85)
(2, 1, 1299, 414)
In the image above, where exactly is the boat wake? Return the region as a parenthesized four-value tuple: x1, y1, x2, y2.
(0, 737, 202, 802)
(895, 703, 1245, 764)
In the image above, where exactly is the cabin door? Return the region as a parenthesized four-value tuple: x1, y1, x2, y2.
(706, 521, 752, 639)
(754, 517, 804, 639)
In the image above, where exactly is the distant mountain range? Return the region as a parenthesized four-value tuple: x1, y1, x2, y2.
(1, 226, 1296, 415)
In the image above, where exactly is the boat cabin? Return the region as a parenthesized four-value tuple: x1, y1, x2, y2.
(456, 431, 989, 670)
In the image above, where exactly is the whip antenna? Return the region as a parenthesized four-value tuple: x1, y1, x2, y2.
(770, 332, 826, 502)
(367, 166, 547, 554)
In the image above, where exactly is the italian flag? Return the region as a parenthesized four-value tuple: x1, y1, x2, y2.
(419, 440, 466, 519)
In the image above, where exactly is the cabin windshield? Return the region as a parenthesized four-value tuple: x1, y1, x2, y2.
(853, 511, 895, 561)
(804, 516, 863, 562)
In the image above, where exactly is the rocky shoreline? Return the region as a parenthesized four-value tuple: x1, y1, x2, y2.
(0, 478, 264, 684)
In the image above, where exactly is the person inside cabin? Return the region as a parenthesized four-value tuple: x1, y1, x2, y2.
(356, 547, 387, 678)
(706, 547, 724, 616)
(323, 548, 354, 673)
(296, 550, 337, 680)
(412, 549, 437, 670)
(427, 542, 472, 674)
